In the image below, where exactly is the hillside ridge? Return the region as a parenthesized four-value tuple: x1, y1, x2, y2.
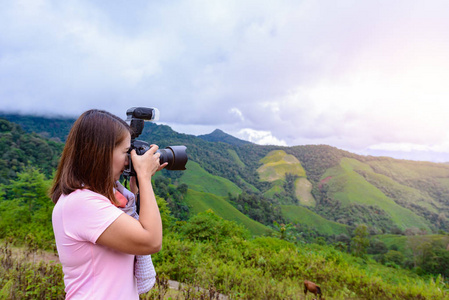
(3, 113, 449, 235)
(198, 128, 253, 146)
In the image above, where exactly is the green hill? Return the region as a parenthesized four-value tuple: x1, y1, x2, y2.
(4, 113, 449, 235)
(179, 161, 242, 197)
(0, 118, 64, 183)
(257, 150, 306, 181)
(295, 177, 316, 206)
(375, 234, 449, 254)
(321, 158, 432, 231)
(4, 113, 449, 295)
(198, 129, 252, 146)
(281, 205, 349, 235)
(257, 150, 316, 206)
(184, 189, 271, 236)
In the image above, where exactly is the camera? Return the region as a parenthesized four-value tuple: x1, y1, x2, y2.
(123, 107, 188, 178)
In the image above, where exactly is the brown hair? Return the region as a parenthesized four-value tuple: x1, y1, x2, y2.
(50, 109, 130, 205)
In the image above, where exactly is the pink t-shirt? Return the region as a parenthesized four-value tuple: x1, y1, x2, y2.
(52, 189, 138, 299)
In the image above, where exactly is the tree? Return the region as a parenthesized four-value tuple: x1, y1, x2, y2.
(351, 224, 369, 257)
(384, 250, 405, 267)
(368, 238, 388, 255)
(406, 236, 431, 268)
(0, 167, 54, 248)
(181, 209, 249, 243)
(273, 221, 294, 241)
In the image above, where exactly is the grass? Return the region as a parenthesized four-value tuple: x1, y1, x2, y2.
(359, 166, 440, 213)
(184, 189, 272, 236)
(227, 149, 245, 169)
(179, 161, 242, 197)
(323, 158, 432, 231)
(281, 205, 349, 235)
(295, 177, 316, 206)
(263, 184, 283, 198)
(366, 158, 449, 181)
(375, 234, 449, 254)
(257, 150, 306, 182)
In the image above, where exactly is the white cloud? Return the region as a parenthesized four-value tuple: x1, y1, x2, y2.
(237, 128, 287, 146)
(229, 107, 245, 121)
(2, 0, 449, 161)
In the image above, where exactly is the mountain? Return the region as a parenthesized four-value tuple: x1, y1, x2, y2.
(0, 117, 64, 183)
(197, 129, 253, 146)
(0, 113, 75, 143)
(3, 112, 449, 236)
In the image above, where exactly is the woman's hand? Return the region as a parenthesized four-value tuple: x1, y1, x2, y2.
(97, 144, 167, 255)
(130, 144, 167, 182)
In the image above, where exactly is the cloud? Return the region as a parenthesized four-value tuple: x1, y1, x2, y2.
(237, 128, 287, 146)
(229, 107, 244, 122)
(2, 0, 449, 161)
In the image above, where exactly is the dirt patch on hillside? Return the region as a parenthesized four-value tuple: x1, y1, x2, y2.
(319, 176, 332, 189)
(295, 178, 315, 206)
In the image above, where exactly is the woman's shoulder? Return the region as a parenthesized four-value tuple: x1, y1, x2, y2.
(72, 188, 105, 197)
(59, 189, 111, 207)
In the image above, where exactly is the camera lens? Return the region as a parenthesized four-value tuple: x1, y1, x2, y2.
(157, 146, 187, 170)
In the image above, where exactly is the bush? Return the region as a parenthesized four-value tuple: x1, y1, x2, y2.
(180, 209, 250, 243)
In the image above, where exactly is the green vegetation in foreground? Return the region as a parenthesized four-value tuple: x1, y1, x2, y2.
(0, 166, 448, 299)
(3, 211, 448, 299)
(323, 158, 432, 231)
(155, 218, 448, 299)
(281, 205, 349, 236)
(179, 161, 242, 197)
(2, 116, 449, 299)
(184, 189, 271, 236)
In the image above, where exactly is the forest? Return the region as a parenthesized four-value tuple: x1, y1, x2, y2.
(1, 114, 449, 299)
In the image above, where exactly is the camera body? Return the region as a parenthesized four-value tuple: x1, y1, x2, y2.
(123, 107, 188, 178)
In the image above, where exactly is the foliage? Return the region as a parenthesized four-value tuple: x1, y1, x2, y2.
(3, 113, 449, 293)
(197, 129, 252, 146)
(153, 213, 448, 299)
(175, 160, 242, 197)
(351, 224, 370, 257)
(0, 113, 75, 143)
(280, 204, 349, 236)
(0, 167, 55, 250)
(180, 209, 249, 243)
(7, 114, 449, 237)
(316, 158, 433, 233)
(285, 144, 359, 183)
(184, 189, 271, 236)
(228, 191, 285, 227)
(0, 207, 448, 299)
(0, 241, 65, 299)
(0, 118, 63, 184)
(272, 221, 295, 241)
(153, 176, 190, 221)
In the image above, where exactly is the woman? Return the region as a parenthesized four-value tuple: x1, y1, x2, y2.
(51, 109, 166, 299)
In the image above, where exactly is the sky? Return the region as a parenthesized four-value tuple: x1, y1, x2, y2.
(1, 0, 449, 162)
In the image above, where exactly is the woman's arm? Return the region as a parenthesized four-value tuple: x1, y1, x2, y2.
(96, 145, 165, 255)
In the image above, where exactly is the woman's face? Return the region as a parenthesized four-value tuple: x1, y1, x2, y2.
(112, 132, 131, 182)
